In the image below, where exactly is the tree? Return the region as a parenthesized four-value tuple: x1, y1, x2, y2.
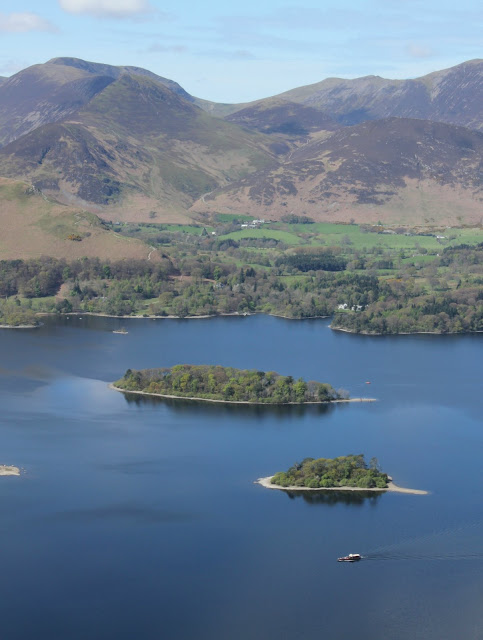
(369, 457, 381, 472)
(293, 378, 307, 402)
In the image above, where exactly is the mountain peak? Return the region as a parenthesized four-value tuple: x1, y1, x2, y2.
(45, 57, 194, 102)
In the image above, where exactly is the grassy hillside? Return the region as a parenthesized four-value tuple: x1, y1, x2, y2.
(0, 178, 154, 260)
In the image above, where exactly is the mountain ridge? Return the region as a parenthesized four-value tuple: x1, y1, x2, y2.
(0, 57, 196, 147)
(201, 59, 483, 132)
(0, 57, 481, 228)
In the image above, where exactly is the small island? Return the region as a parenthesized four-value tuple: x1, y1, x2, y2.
(0, 302, 41, 329)
(257, 455, 428, 494)
(112, 365, 366, 404)
(0, 465, 21, 476)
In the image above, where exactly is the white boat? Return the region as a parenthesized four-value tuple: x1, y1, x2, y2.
(337, 553, 362, 562)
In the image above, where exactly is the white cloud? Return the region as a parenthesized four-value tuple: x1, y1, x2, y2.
(147, 43, 189, 53)
(406, 43, 435, 59)
(0, 12, 58, 33)
(199, 48, 258, 61)
(59, 0, 154, 19)
(0, 59, 27, 75)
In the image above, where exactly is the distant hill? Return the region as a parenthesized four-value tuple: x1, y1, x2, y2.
(201, 60, 482, 132)
(225, 98, 339, 137)
(277, 59, 483, 130)
(193, 118, 483, 226)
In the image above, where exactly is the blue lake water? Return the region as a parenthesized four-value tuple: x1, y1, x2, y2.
(0, 315, 482, 639)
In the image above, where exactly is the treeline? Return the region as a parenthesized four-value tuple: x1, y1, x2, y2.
(440, 242, 483, 269)
(0, 301, 38, 327)
(0, 257, 175, 298)
(142, 271, 380, 319)
(280, 214, 314, 224)
(0, 241, 480, 333)
(271, 454, 388, 489)
(0, 255, 381, 319)
(276, 249, 347, 272)
(332, 288, 483, 334)
(115, 365, 345, 403)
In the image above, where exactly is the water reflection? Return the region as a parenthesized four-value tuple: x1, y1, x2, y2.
(120, 391, 338, 418)
(284, 490, 383, 506)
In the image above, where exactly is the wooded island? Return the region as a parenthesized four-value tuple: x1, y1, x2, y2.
(113, 365, 347, 404)
(271, 454, 389, 488)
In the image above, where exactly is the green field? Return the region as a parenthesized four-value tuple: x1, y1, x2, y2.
(116, 222, 214, 237)
(219, 228, 303, 245)
(283, 223, 483, 252)
(164, 224, 214, 235)
(217, 223, 483, 256)
(216, 213, 254, 223)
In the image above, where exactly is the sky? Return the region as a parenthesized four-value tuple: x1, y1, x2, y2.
(0, 0, 481, 103)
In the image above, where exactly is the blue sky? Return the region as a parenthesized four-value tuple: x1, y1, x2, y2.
(0, 0, 481, 102)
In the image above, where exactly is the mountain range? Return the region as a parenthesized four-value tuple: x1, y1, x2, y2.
(0, 56, 481, 245)
(212, 58, 482, 129)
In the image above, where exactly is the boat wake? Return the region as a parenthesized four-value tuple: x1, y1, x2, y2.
(361, 518, 483, 562)
(365, 552, 483, 561)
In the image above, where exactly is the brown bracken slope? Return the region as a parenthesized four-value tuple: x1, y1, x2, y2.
(0, 178, 156, 260)
(192, 118, 483, 226)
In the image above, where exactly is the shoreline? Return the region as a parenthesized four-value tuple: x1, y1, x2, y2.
(38, 311, 329, 322)
(0, 323, 42, 330)
(330, 324, 482, 336)
(109, 384, 376, 406)
(32, 311, 480, 335)
(267, 314, 330, 321)
(37, 311, 252, 321)
(0, 465, 21, 476)
(255, 475, 428, 495)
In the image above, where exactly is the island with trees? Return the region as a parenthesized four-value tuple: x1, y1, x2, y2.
(257, 454, 428, 494)
(0, 301, 40, 328)
(112, 365, 358, 404)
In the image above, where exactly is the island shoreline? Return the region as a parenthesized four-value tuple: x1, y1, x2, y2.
(255, 475, 428, 495)
(0, 323, 42, 330)
(109, 384, 376, 406)
(329, 324, 482, 336)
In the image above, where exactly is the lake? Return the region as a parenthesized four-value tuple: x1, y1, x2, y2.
(0, 315, 482, 640)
